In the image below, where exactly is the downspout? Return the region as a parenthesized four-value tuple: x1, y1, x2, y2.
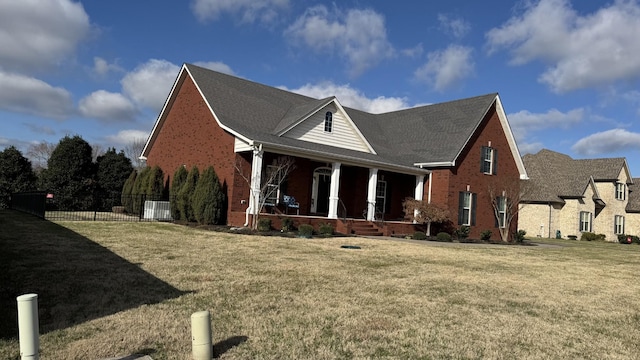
(548, 202, 552, 239)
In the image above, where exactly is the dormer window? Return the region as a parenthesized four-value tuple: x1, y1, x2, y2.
(324, 111, 333, 133)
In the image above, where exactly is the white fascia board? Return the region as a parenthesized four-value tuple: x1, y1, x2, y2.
(585, 176, 603, 200)
(494, 95, 529, 180)
(277, 98, 377, 155)
(276, 97, 335, 136)
(622, 159, 634, 184)
(413, 161, 455, 168)
(184, 66, 253, 145)
(141, 65, 187, 158)
(332, 99, 377, 155)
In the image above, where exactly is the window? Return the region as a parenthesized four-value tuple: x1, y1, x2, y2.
(615, 215, 625, 235)
(375, 180, 387, 214)
(579, 211, 592, 232)
(324, 111, 333, 132)
(496, 196, 507, 228)
(481, 146, 497, 175)
(615, 182, 626, 200)
(458, 192, 477, 226)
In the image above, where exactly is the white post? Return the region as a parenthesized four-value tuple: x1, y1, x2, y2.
(245, 144, 263, 227)
(328, 162, 341, 219)
(191, 310, 212, 360)
(414, 175, 425, 222)
(366, 168, 378, 221)
(17, 293, 39, 360)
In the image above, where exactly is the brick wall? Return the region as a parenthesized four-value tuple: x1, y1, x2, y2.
(145, 74, 240, 223)
(426, 104, 521, 240)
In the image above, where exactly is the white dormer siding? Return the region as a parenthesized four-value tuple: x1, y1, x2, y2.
(283, 105, 372, 153)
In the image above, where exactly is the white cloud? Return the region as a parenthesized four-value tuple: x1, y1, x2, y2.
(285, 5, 395, 77)
(572, 128, 640, 155)
(518, 142, 545, 155)
(93, 57, 123, 77)
(0, 0, 90, 73)
(121, 59, 180, 111)
(486, 0, 640, 92)
(438, 14, 470, 38)
(0, 71, 73, 119)
(194, 61, 236, 75)
(401, 43, 424, 58)
(191, 0, 289, 24)
(105, 129, 149, 146)
(282, 82, 409, 114)
(78, 90, 137, 122)
(508, 108, 584, 140)
(414, 45, 474, 91)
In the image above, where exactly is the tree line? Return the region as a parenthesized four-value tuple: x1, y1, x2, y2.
(1, 134, 227, 226)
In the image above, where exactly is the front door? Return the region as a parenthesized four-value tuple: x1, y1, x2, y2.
(311, 167, 331, 213)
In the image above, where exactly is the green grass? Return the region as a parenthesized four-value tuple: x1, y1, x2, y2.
(1, 210, 640, 359)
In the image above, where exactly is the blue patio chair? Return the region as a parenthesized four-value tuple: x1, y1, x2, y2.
(283, 195, 300, 215)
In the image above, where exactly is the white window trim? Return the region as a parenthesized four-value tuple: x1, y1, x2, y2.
(615, 182, 626, 201)
(324, 111, 333, 133)
(497, 197, 507, 228)
(483, 147, 494, 175)
(579, 211, 592, 232)
(615, 215, 625, 235)
(462, 192, 472, 226)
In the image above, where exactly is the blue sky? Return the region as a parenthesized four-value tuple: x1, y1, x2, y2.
(2, 0, 640, 175)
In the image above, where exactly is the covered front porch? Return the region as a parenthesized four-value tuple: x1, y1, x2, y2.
(229, 148, 431, 236)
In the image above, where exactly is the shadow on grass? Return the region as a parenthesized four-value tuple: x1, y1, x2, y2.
(0, 210, 187, 339)
(214, 336, 248, 358)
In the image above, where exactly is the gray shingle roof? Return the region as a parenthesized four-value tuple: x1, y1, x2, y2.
(522, 149, 627, 203)
(627, 178, 640, 212)
(183, 63, 499, 170)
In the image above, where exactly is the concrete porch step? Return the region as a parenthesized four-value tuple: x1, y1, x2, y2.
(351, 222, 383, 236)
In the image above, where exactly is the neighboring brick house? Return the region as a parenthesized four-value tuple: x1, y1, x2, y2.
(141, 63, 528, 239)
(519, 149, 635, 241)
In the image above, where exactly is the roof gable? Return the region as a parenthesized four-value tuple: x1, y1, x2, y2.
(521, 149, 632, 203)
(279, 99, 375, 154)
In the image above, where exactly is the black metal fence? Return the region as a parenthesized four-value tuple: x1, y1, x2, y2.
(10, 192, 174, 222)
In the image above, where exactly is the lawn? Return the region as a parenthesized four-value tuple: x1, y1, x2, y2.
(1, 210, 639, 359)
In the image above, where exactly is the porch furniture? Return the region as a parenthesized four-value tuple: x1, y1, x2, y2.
(283, 195, 300, 215)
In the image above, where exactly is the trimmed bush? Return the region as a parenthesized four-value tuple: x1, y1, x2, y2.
(436, 232, 452, 242)
(257, 218, 272, 232)
(455, 226, 470, 240)
(318, 223, 334, 235)
(193, 166, 225, 225)
(281, 217, 294, 232)
(121, 170, 137, 214)
(514, 229, 527, 243)
(178, 166, 199, 222)
(580, 232, 598, 241)
(596, 234, 606, 242)
(618, 234, 639, 244)
(131, 166, 151, 215)
(170, 166, 188, 220)
(298, 224, 313, 238)
(412, 231, 427, 240)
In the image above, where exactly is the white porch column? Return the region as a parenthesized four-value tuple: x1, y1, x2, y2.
(328, 162, 342, 219)
(366, 168, 378, 221)
(249, 145, 264, 216)
(414, 175, 425, 222)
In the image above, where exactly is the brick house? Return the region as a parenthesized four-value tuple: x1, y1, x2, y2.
(519, 149, 636, 241)
(141, 63, 527, 239)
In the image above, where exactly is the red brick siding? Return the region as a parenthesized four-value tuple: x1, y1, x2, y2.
(426, 104, 520, 240)
(145, 74, 240, 222)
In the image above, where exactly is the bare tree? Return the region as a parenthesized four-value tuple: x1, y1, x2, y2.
(235, 155, 295, 230)
(402, 199, 450, 236)
(488, 176, 528, 242)
(123, 138, 147, 170)
(26, 141, 56, 173)
(91, 143, 105, 162)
